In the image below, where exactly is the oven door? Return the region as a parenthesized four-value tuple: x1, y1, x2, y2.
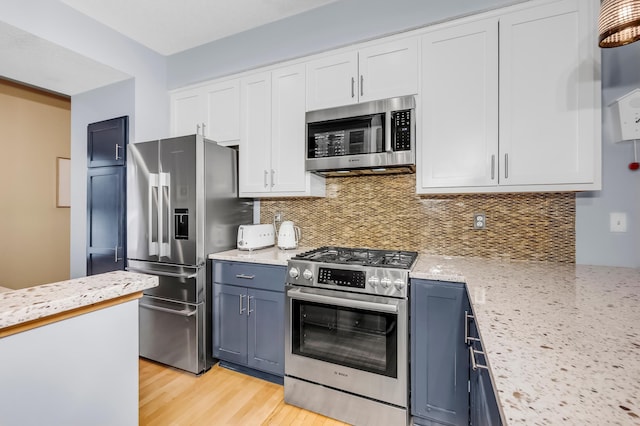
(285, 285, 407, 407)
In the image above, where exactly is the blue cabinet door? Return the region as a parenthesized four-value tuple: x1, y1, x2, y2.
(86, 166, 126, 275)
(213, 283, 248, 364)
(247, 288, 285, 376)
(411, 279, 469, 426)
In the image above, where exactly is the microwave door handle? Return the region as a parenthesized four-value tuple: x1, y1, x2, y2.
(385, 111, 392, 153)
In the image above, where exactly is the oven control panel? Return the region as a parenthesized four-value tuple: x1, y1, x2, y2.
(318, 267, 365, 289)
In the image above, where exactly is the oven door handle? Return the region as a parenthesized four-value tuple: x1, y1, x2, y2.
(287, 287, 398, 314)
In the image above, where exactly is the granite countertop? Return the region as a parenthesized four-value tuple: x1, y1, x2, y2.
(209, 246, 311, 266)
(0, 271, 158, 330)
(208, 248, 640, 424)
(411, 255, 640, 425)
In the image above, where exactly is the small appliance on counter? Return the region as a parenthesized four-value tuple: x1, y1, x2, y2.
(237, 224, 275, 250)
(277, 220, 301, 250)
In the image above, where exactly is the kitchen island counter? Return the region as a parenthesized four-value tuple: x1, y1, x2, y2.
(411, 255, 640, 425)
(0, 270, 158, 331)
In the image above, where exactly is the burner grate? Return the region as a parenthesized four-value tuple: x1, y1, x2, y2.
(293, 246, 418, 269)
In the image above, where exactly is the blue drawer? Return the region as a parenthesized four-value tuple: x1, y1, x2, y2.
(212, 260, 286, 293)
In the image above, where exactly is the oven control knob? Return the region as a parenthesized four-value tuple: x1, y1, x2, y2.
(303, 269, 313, 280)
(380, 277, 391, 289)
(368, 276, 380, 287)
(394, 279, 406, 291)
(288, 267, 299, 279)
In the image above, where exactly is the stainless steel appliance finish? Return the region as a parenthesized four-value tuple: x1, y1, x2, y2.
(127, 134, 252, 374)
(284, 246, 417, 425)
(306, 96, 415, 176)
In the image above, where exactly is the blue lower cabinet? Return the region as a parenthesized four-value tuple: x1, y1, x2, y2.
(411, 279, 469, 426)
(212, 261, 286, 378)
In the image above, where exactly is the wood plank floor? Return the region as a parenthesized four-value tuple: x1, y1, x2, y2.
(139, 358, 349, 425)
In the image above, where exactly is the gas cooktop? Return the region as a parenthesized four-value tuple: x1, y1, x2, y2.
(287, 247, 418, 298)
(292, 246, 418, 269)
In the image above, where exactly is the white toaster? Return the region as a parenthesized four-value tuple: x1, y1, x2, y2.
(237, 224, 276, 250)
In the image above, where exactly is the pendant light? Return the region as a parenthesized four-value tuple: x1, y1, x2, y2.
(598, 0, 640, 47)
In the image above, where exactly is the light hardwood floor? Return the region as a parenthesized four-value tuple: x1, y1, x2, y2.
(139, 358, 349, 425)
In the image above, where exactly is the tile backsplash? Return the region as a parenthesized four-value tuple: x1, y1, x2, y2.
(260, 174, 575, 263)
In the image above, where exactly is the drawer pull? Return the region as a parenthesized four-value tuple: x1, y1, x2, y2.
(235, 274, 255, 280)
(469, 346, 489, 371)
(464, 310, 481, 345)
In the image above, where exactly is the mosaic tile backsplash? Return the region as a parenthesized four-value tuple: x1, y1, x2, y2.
(260, 174, 575, 263)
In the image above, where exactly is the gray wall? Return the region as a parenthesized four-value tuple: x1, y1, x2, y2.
(167, 0, 526, 88)
(576, 42, 640, 268)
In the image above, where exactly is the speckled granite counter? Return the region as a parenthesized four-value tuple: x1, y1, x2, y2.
(0, 271, 158, 330)
(412, 255, 640, 425)
(209, 246, 311, 266)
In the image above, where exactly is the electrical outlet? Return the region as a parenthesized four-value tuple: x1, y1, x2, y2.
(610, 212, 627, 232)
(474, 213, 486, 230)
(274, 212, 282, 222)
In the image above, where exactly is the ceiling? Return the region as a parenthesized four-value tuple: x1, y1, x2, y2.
(0, 0, 338, 96)
(59, 0, 341, 56)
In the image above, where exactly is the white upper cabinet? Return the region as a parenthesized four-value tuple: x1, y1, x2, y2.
(203, 79, 240, 145)
(306, 38, 418, 111)
(417, 0, 600, 194)
(170, 87, 205, 138)
(419, 18, 499, 189)
(239, 65, 325, 198)
(499, 0, 598, 187)
(169, 79, 240, 146)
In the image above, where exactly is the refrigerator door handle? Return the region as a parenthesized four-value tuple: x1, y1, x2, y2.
(159, 172, 171, 258)
(148, 173, 159, 256)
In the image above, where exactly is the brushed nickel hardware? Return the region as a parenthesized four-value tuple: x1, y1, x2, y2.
(505, 153, 509, 179)
(351, 77, 355, 98)
(239, 294, 246, 314)
(469, 346, 489, 371)
(464, 311, 481, 345)
(491, 155, 495, 180)
(360, 75, 364, 97)
(235, 274, 255, 279)
(248, 295, 254, 315)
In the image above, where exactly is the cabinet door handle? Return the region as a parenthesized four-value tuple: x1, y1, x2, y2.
(247, 295, 254, 316)
(271, 169, 275, 188)
(469, 346, 489, 371)
(264, 170, 268, 188)
(464, 310, 480, 345)
(115, 144, 122, 160)
(351, 77, 355, 98)
(504, 153, 509, 179)
(114, 245, 123, 263)
(360, 75, 364, 97)
(196, 124, 201, 135)
(239, 294, 246, 314)
(202, 123, 206, 136)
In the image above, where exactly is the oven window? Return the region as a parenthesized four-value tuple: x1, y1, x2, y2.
(291, 300, 397, 378)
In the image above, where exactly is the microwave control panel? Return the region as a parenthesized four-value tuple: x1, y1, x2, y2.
(392, 109, 412, 151)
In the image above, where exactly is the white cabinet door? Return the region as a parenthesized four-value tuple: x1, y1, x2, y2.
(306, 51, 358, 111)
(239, 72, 272, 194)
(170, 87, 205, 137)
(499, 0, 597, 186)
(359, 38, 419, 103)
(418, 19, 499, 191)
(271, 64, 307, 193)
(203, 79, 240, 145)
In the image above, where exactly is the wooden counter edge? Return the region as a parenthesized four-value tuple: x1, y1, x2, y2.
(0, 292, 143, 338)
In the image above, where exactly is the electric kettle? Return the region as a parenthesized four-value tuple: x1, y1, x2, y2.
(277, 220, 300, 250)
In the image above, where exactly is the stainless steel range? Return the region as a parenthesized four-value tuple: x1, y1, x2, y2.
(284, 246, 418, 426)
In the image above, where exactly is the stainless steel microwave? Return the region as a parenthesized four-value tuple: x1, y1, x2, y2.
(306, 96, 415, 176)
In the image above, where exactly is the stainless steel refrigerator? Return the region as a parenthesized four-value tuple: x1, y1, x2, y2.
(127, 134, 252, 374)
